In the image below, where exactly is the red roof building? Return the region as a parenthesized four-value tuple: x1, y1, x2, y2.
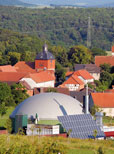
(0, 65, 17, 72)
(90, 93, 114, 117)
(0, 72, 27, 84)
(95, 56, 114, 67)
(59, 74, 84, 91)
(14, 61, 35, 73)
(0, 44, 55, 88)
(74, 69, 94, 80)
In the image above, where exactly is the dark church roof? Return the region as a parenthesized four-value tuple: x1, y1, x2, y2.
(36, 44, 55, 60)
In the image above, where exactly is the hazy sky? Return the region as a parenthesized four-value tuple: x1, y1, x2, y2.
(21, 0, 114, 6)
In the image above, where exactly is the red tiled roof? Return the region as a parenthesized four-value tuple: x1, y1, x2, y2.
(24, 71, 55, 83)
(112, 46, 114, 53)
(0, 65, 17, 72)
(95, 56, 114, 66)
(66, 71, 73, 77)
(14, 61, 36, 73)
(60, 74, 84, 87)
(74, 69, 94, 80)
(91, 93, 114, 108)
(0, 72, 27, 82)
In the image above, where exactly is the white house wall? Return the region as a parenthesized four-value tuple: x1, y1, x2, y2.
(90, 73, 100, 80)
(65, 84, 80, 91)
(21, 78, 55, 89)
(21, 78, 36, 89)
(78, 76, 94, 84)
(36, 80, 55, 88)
(101, 108, 114, 117)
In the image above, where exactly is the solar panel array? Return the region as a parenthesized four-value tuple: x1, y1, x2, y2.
(58, 114, 105, 139)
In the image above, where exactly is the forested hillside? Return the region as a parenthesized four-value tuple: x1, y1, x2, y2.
(0, 7, 114, 50)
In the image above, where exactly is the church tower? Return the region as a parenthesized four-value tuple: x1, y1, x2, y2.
(35, 44, 55, 71)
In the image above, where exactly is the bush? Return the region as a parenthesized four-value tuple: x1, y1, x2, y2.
(6, 118, 12, 133)
(97, 146, 105, 154)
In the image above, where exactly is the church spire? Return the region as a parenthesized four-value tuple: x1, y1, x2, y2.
(43, 43, 48, 53)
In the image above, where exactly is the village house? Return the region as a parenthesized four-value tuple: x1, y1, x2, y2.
(0, 44, 56, 95)
(59, 74, 84, 91)
(75, 64, 100, 80)
(90, 93, 114, 117)
(73, 69, 94, 84)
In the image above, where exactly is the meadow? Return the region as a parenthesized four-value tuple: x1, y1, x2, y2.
(0, 135, 114, 154)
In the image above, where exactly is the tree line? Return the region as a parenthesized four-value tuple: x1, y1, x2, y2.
(0, 6, 114, 49)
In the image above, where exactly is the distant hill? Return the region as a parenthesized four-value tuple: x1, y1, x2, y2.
(0, 0, 36, 7)
(21, 0, 114, 7)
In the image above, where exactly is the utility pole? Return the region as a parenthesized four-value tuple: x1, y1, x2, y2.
(87, 17, 91, 48)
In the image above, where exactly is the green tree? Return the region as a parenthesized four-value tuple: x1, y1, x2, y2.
(0, 102, 6, 116)
(68, 45, 92, 65)
(91, 48, 107, 56)
(8, 52, 21, 65)
(11, 83, 29, 105)
(55, 62, 66, 84)
(93, 129, 98, 140)
(0, 83, 15, 106)
(100, 63, 111, 73)
(20, 51, 33, 62)
(6, 118, 12, 134)
(100, 71, 113, 86)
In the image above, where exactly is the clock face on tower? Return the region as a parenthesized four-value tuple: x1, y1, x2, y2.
(39, 62, 44, 67)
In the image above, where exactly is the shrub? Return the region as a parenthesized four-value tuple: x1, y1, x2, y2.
(6, 118, 12, 133)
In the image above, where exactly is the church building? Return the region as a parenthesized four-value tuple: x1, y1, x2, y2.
(35, 44, 55, 71)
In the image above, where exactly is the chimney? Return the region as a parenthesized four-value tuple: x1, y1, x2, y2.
(95, 112, 103, 128)
(85, 84, 89, 114)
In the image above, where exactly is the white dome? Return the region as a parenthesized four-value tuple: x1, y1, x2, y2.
(10, 93, 83, 120)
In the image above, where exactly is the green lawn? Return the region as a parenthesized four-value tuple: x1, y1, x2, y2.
(38, 120, 59, 125)
(0, 107, 14, 129)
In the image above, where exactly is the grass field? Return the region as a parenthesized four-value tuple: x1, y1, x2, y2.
(0, 135, 114, 154)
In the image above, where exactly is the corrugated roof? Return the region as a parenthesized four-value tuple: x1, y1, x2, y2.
(74, 69, 94, 80)
(91, 93, 114, 108)
(95, 56, 114, 66)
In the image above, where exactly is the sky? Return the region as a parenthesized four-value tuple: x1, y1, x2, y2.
(21, 0, 114, 6)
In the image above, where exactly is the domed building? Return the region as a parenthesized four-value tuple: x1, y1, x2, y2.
(10, 93, 83, 120)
